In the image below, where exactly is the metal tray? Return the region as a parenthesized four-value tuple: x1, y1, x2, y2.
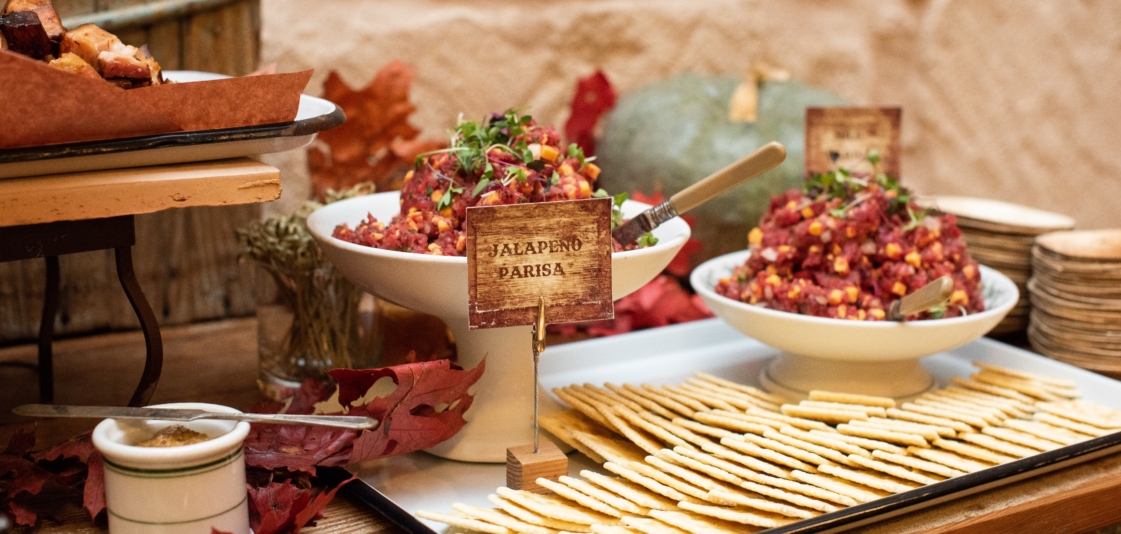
(0, 71, 344, 179)
(334, 318, 1121, 534)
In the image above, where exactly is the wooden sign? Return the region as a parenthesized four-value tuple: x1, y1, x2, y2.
(466, 198, 613, 330)
(805, 107, 901, 177)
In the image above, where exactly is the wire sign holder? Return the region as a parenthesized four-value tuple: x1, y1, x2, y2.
(465, 198, 614, 493)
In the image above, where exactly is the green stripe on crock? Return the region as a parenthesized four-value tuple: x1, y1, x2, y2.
(108, 495, 247, 526)
(103, 447, 243, 478)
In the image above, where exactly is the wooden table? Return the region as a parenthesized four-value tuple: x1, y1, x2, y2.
(0, 158, 280, 407)
(2, 319, 1120, 534)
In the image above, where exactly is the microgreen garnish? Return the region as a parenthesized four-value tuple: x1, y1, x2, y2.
(803, 149, 924, 222)
(637, 232, 659, 247)
(472, 178, 490, 197)
(436, 185, 464, 211)
(567, 143, 586, 167)
(611, 192, 627, 229)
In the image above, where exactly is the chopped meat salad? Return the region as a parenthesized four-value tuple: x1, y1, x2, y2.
(715, 151, 984, 321)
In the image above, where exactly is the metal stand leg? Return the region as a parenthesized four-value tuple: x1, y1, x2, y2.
(115, 246, 163, 407)
(37, 256, 60, 404)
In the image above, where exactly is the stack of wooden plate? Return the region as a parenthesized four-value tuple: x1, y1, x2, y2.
(1028, 229, 1121, 377)
(918, 196, 1075, 334)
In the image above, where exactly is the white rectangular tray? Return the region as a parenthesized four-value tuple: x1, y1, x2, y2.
(341, 318, 1121, 534)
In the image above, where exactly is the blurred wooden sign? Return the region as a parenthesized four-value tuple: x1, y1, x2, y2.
(466, 198, 613, 330)
(805, 107, 901, 177)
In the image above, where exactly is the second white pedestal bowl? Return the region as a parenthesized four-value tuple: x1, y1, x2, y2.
(692, 250, 1018, 400)
(308, 192, 690, 462)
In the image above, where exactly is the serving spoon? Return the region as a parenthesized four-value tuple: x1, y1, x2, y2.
(888, 275, 955, 321)
(13, 404, 378, 430)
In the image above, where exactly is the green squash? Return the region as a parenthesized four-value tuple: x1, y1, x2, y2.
(597, 73, 847, 267)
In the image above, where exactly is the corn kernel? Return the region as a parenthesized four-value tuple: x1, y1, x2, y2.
(858, 309, 867, 320)
(885, 243, 902, 259)
(559, 164, 574, 176)
(748, 228, 764, 245)
(788, 286, 801, 299)
(778, 245, 790, 253)
(431, 189, 444, 203)
(963, 264, 976, 279)
(440, 208, 453, 219)
(808, 221, 823, 236)
(434, 217, 451, 232)
(892, 281, 907, 296)
(846, 226, 856, 238)
(838, 305, 847, 319)
(905, 251, 922, 268)
(371, 232, 384, 241)
(584, 163, 601, 180)
(540, 145, 559, 162)
(834, 257, 850, 275)
(766, 265, 777, 274)
(801, 207, 815, 218)
(406, 219, 418, 231)
(828, 289, 844, 305)
(719, 277, 730, 285)
(765, 274, 782, 286)
(427, 243, 443, 255)
(886, 190, 898, 199)
(404, 170, 415, 182)
(833, 244, 842, 254)
(786, 200, 798, 210)
(578, 179, 592, 198)
(456, 235, 466, 252)
(845, 286, 859, 303)
(870, 308, 886, 320)
(950, 290, 969, 306)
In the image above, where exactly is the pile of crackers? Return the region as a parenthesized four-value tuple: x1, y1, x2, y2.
(417, 363, 1121, 534)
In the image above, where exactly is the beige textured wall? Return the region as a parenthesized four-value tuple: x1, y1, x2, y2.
(260, 0, 1121, 229)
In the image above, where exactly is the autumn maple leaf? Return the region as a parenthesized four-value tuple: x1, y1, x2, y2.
(244, 476, 355, 534)
(564, 70, 616, 156)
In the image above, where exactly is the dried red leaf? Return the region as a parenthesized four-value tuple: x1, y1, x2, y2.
(331, 358, 485, 462)
(1, 429, 105, 527)
(309, 62, 445, 199)
(586, 275, 713, 337)
(564, 70, 616, 156)
(248, 476, 355, 534)
(2, 427, 35, 457)
(6, 500, 37, 527)
(82, 450, 106, 521)
(244, 422, 356, 476)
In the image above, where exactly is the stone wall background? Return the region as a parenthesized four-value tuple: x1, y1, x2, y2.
(259, 0, 1121, 229)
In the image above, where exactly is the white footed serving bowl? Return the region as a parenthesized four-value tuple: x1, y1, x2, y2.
(308, 192, 690, 462)
(692, 250, 1018, 399)
(92, 403, 251, 534)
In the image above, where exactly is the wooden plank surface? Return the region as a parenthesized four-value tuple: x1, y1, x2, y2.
(2, 318, 1121, 534)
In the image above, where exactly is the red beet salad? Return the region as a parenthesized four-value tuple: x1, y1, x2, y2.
(333, 110, 653, 256)
(715, 152, 984, 321)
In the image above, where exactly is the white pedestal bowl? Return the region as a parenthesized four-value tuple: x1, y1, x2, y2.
(308, 192, 690, 462)
(691, 250, 1018, 400)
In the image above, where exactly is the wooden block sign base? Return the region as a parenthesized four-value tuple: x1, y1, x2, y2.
(506, 441, 568, 494)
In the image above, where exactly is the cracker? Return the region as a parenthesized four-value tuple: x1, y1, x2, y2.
(675, 445, 790, 481)
(707, 488, 816, 519)
(972, 372, 1061, 401)
(572, 430, 648, 465)
(657, 449, 745, 486)
(683, 378, 780, 412)
(837, 424, 929, 448)
(943, 386, 1036, 414)
(579, 470, 678, 511)
(664, 384, 737, 411)
(737, 433, 836, 467)
(812, 429, 905, 454)
(808, 390, 895, 408)
(674, 502, 798, 529)
(864, 416, 957, 438)
(745, 407, 836, 432)
(646, 456, 722, 492)
(415, 510, 512, 534)
(950, 377, 1034, 403)
(555, 387, 619, 433)
(919, 394, 1009, 421)
(1035, 412, 1111, 437)
(788, 470, 885, 504)
(646, 511, 751, 534)
(677, 383, 762, 411)
(737, 479, 839, 513)
(559, 476, 649, 516)
(542, 409, 614, 464)
(933, 438, 1013, 464)
(603, 461, 697, 503)
(906, 446, 990, 473)
(1004, 419, 1087, 446)
(612, 406, 692, 448)
(695, 411, 777, 434)
(782, 404, 868, 425)
(536, 478, 624, 518)
(972, 362, 1078, 388)
(602, 410, 665, 456)
(642, 384, 710, 413)
(817, 463, 917, 494)
(589, 527, 636, 534)
(912, 399, 1002, 425)
(762, 429, 855, 466)
(637, 412, 715, 449)
(605, 383, 679, 420)
(900, 403, 989, 429)
(957, 433, 1038, 458)
(488, 494, 594, 532)
(799, 401, 888, 417)
(850, 420, 941, 442)
(1036, 402, 1121, 430)
(625, 460, 711, 501)
(692, 372, 787, 405)
(871, 450, 965, 478)
(579, 384, 647, 412)
(496, 487, 621, 526)
(981, 427, 1062, 451)
(623, 384, 696, 418)
(780, 426, 871, 458)
(678, 449, 853, 507)
(673, 418, 738, 440)
(846, 454, 940, 485)
(453, 504, 559, 534)
(719, 436, 817, 472)
(621, 516, 690, 534)
(886, 408, 973, 433)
